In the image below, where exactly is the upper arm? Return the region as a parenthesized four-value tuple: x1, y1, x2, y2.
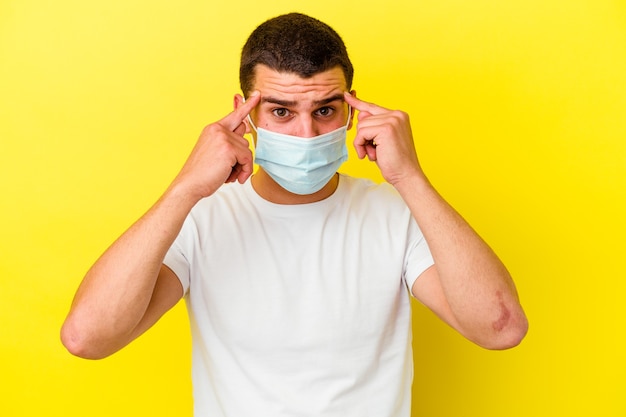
(411, 265, 463, 333)
(129, 264, 185, 340)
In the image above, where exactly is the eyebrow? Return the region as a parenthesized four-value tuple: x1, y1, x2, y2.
(261, 93, 345, 107)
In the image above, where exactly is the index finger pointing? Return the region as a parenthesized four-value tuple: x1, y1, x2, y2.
(222, 91, 261, 132)
(343, 92, 390, 115)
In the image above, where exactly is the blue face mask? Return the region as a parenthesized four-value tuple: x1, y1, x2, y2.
(247, 107, 351, 195)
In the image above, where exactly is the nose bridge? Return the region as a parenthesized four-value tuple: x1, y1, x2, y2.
(296, 113, 318, 138)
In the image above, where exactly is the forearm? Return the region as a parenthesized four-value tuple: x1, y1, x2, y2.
(343, 93, 527, 347)
(395, 173, 527, 348)
(62, 96, 261, 358)
(61, 183, 198, 357)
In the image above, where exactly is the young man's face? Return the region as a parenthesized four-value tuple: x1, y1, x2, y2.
(241, 64, 353, 139)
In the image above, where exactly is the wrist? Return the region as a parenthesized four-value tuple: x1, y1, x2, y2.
(389, 168, 432, 195)
(162, 179, 205, 212)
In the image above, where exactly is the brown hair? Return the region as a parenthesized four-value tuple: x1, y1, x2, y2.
(239, 13, 354, 96)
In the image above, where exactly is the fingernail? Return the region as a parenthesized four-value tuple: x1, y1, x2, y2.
(250, 90, 260, 97)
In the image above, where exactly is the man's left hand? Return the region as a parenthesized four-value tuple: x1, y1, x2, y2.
(343, 92, 425, 186)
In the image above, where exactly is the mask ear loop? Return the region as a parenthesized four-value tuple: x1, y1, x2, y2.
(345, 105, 352, 129)
(242, 96, 258, 132)
(247, 114, 258, 132)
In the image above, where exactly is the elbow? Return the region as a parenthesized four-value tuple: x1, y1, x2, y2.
(60, 319, 112, 360)
(482, 321, 528, 350)
(476, 308, 529, 350)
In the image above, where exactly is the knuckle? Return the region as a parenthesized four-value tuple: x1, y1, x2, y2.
(202, 123, 222, 137)
(392, 110, 409, 122)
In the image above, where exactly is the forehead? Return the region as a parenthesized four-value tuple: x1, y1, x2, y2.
(251, 64, 347, 104)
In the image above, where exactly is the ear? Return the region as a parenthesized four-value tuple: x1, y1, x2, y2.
(347, 90, 357, 130)
(233, 93, 252, 134)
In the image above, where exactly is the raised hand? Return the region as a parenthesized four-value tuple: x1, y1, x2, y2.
(344, 92, 425, 187)
(172, 91, 261, 201)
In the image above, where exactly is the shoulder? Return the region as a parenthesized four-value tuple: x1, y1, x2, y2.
(175, 182, 253, 237)
(337, 174, 410, 221)
(339, 174, 405, 204)
(191, 181, 250, 214)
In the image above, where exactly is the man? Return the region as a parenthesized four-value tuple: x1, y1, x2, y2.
(61, 12, 527, 417)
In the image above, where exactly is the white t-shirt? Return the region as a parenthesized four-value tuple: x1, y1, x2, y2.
(164, 174, 434, 417)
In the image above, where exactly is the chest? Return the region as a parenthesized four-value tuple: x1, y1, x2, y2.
(186, 206, 411, 352)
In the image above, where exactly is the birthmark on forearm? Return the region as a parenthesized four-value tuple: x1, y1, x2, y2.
(492, 291, 511, 332)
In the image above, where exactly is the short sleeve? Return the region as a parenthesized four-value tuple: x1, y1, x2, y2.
(403, 218, 434, 293)
(163, 240, 191, 295)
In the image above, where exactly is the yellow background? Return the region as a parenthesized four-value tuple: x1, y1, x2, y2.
(1, 0, 624, 416)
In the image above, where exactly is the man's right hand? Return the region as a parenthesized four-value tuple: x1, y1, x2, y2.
(61, 91, 262, 359)
(171, 91, 261, 201)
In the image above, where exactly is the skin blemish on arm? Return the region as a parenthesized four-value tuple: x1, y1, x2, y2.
(492, 291, 511, 332)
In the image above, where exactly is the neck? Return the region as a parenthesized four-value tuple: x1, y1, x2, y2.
(251, 169, 339, 205)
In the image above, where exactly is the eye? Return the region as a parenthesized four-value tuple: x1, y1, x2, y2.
(314, 106, 335, 117)
(271, 108, 291, 118)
